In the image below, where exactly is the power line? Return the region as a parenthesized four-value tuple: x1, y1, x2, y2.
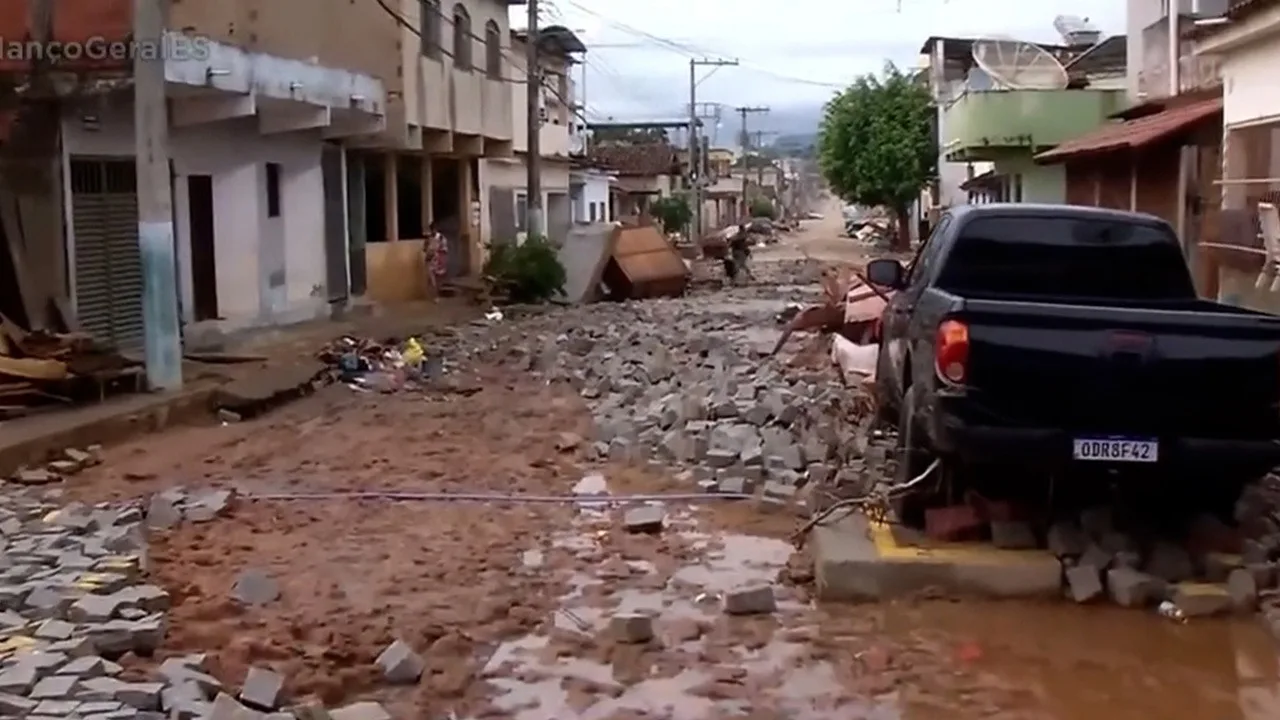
(560, 0, 850, 89)
(689, 58, 736, 239)
(588, 53, 669, 111)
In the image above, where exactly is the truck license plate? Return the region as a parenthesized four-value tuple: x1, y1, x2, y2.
(1072, 438, 1158, 462)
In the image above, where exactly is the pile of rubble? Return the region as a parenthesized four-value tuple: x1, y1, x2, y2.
(0, 316, 142, 419)
(1041, 507, 1270, 619)
(428, 265, 893, 515)
(0, 480, 395, 719)
(842, 206, 894, 247)
(8, 446, 104, 487)
(316, 334, 450, 394)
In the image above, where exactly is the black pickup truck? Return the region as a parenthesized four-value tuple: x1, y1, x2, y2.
(868, 204, 1280, 519)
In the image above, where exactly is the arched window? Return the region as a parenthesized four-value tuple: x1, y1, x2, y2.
(419, 0, 441, 58)
(452, 4, 472, 70)
(484, 20, 502, 79)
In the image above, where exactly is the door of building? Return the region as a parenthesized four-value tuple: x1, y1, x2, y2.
(69, 158, 145, 352)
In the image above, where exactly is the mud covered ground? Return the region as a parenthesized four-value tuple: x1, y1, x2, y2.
(60, 355, 1279, 719)
(48, 214, 1280, 720)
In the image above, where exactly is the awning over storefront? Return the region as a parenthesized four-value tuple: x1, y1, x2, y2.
(1034, 96, 1222, 164)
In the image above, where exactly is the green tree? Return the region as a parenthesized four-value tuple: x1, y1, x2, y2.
(749, 198, 775, 219)
(650, 193, 693, 234)
(818, 62, 936, 250)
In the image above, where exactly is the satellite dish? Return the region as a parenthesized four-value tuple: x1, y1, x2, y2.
(1054, 15, 1102, 46)
(971, 37, 1069, 90)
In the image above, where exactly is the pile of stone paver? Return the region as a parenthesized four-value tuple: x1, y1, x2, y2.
(0, 469, 394, 719)
(1048, 506, 1274, 619)
(443, 265, 880, 516)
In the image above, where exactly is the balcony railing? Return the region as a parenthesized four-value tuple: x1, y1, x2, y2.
(941, 89, 1124, 161)
(1139, 15, 1223, 100)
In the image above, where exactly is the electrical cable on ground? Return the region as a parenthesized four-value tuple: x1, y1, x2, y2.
(790, 457, 940, 546)
(243, 490, 753, 503)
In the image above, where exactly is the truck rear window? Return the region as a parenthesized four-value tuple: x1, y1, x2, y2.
(934, 216, 1197, 300)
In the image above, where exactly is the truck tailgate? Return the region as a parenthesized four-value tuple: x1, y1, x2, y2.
(957, 299, 1280, 439)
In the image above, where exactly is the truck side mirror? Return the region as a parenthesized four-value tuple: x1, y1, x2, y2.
(866, 258, 905, 289)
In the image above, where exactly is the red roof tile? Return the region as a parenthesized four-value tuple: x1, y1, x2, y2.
(588, 142, 680, 177)
(1035, 96, 1222, 164)
(1229, 0, 1280, 21)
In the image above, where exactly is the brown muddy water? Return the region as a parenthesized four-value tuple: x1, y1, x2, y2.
(472, 498, 1280, 720)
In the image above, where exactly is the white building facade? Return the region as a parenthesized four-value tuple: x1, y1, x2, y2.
(61, 32, 384, 350)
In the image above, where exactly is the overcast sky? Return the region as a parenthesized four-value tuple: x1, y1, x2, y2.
(511, 0, 1127, 126)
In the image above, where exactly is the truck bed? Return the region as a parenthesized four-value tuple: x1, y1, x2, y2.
(950, 294, 1280, 440)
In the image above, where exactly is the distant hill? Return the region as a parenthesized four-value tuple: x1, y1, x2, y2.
(678, 100, 824, 152)
(757, 102, 823, 140)
(774, 132, 817, 154)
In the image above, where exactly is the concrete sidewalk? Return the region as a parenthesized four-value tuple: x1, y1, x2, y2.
(813, 512, 1063, 601)
(0, 299, 483, 477)
(0, 384, 217, 477)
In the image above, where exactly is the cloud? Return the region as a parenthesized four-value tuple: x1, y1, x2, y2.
(549, 0, 1128, 116)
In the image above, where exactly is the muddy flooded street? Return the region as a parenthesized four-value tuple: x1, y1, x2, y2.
(475, 483, 1280, 720)
(2, 247, 1276, 719)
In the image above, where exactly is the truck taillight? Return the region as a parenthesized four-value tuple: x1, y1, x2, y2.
(935, 319, 969, 384)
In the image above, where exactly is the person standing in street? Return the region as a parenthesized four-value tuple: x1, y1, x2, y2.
(727, 222, 754, 284)
(423, 222, 449, 297)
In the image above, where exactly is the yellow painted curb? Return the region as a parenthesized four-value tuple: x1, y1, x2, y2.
(869, 520, 1056, 565)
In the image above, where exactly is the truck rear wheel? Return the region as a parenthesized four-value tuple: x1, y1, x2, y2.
(873, 348, 897, 428)
(892, 385, 942, 528)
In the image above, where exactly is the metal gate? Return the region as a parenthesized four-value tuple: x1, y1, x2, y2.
(547, 191, 571, 244)
(488, 186, 515, 245)
(321, 143, 349, 303)
(69, 158, 144, 352)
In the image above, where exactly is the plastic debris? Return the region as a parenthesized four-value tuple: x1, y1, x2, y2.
(1157, 600, 1187, 622)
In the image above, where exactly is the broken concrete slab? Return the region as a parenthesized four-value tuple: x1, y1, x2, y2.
(239, 666, 284, 710)
(329, 701, 393, 720)
(1227, 569, 1259, 613)
(723, 584, 777, 615)
(374, 640, 424, 685)
(1077, 543, 1114, 572)
(0, 693, 36, 716)
(556, 223, 619, 304)
(813, 513, 1061, 601)
(1170, 583, 1231, 617)
(609, 613, 655, 644)
(622, 506, 665, 534)
(213, 361, 328, 418)
(1064, 565, 1104, 603)
(146, 495, 182, 530)
(231, 569, 280, 606)
(209, 692, 261, 719)
(1106, 567, 1162, 608)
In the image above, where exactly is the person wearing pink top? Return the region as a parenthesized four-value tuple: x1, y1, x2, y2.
(423, 222, 449, 295)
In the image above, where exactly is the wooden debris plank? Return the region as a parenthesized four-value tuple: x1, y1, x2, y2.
(0, 355, 67, 381)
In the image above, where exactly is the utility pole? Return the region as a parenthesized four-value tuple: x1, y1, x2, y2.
(751, 130, 776, 188)
(1167, 9, 1179, 97)
(735, 106, 768, 218)
(134, 0, 182, 390)
(688, 57, 736, 239)
(526, 0, 543, 236)
(580, 54, 588, 153)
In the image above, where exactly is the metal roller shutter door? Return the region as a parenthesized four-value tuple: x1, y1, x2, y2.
(70, 159, 144, 352)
